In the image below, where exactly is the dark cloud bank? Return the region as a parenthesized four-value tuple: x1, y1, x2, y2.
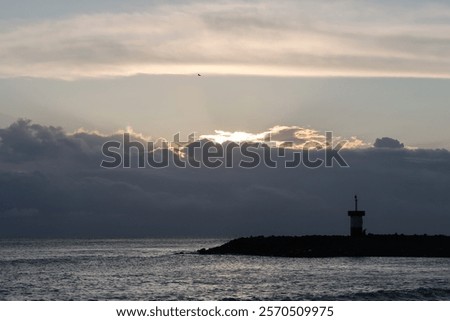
(0, 119, 449, 238)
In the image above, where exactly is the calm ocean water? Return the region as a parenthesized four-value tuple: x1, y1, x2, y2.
(0, 238, 449, 301)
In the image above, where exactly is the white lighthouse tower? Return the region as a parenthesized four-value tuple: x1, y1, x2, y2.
(348, 195, 366, 237)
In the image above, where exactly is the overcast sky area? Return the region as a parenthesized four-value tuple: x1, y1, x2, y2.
(0, 1, 449, 237)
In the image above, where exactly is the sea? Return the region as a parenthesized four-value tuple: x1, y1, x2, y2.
(0, 238, 449, 301)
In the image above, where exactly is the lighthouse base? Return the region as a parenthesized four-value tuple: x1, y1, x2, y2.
(350, 228, 366, 237)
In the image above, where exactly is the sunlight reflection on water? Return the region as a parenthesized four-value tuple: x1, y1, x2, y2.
(0, 239, 449, 300)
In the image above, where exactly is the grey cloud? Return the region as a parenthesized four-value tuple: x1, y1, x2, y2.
(0, 208, 39, 218)
(0, 119, 79, 162)
(0, 120, 449, 237)
(374, 137, 405, 149)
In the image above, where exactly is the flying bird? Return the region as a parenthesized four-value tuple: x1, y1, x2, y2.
(198, 74, 201, 76)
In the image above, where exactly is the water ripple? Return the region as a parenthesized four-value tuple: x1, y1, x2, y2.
(0, 239, 449, 300)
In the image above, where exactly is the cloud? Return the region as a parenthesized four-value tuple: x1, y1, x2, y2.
(0, 119, 151, 166)
(1, 1, 450, 79)
(374, 137, 405, 149)
(0, 120, 449, 237)
(0, 119, 78, 162)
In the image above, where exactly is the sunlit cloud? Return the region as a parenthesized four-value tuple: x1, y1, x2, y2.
(1, 1, 450, 79)
(71, 124, 369, 149)
(200, 130, 269, 144)
(71, 128, 109, 138)
(115, 126, 152, 142)
(201, 126, 370, 149)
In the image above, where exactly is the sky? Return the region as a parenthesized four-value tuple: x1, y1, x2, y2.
(0, 0, 449, 148)
(0, 0, 449, 237)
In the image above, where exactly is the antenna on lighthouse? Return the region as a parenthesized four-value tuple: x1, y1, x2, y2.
(354, 195, 358, 211)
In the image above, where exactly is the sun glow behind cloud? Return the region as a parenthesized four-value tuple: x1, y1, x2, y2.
(201, 130, 269, 144)
(1, 0, 450, 79)
(72, 124, 369, 149)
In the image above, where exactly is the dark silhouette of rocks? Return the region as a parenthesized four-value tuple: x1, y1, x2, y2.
(198, 196, 450, 258)
(198, 235, 450, 257)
